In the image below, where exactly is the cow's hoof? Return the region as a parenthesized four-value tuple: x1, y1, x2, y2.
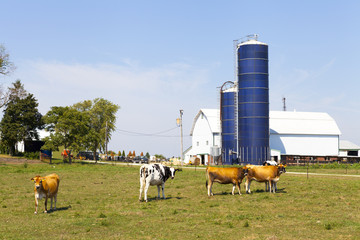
(34, 211, 37, 214)
(44, 210, 47, 213)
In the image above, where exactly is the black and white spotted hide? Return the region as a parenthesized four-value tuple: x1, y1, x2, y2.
(139, 164, 179, 202)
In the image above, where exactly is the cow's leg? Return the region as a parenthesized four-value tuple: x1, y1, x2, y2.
(50, 196, 53, 211)
(207, 179, 213, 196)
(231, 184, 236, 195)
(34, 195, 38, 214)
(44, 196, 48, 213)
(236, 182, 242, 195)
(54, 194, 57, 210)
(139, 179, 144, 201)
(161, 183, 165, 199)
(245, 179, 251, 194)
(268, 180, 272, 193)
(144, 182, 150, 202)
(272, 181, 277, 193)
(157, 185, 161, 199)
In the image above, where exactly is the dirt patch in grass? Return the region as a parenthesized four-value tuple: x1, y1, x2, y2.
(0, 157, 43, 165)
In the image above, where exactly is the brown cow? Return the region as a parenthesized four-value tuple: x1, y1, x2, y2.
(244, 165, 286, 193)
(31, 173, 60, 214)
(205, 166, 246, 196)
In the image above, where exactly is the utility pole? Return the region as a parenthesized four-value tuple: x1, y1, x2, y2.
(105, 121, 108, 161)
(179, 110, 184, 167)
(282, 97, 287, 111)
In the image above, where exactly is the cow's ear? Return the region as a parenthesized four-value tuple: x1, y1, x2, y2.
(31, 178, 34, 180)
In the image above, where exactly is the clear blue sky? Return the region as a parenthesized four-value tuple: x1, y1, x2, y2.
(1, 1, 360, 157)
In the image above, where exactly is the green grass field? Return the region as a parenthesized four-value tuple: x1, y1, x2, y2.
(0, 162, 359, 239)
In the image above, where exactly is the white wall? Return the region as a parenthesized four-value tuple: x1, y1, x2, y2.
(192, 113, 213, 155)
(270, 134, 339, 156)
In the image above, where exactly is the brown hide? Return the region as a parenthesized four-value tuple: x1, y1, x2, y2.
(246, 165, 279, 182)
(206, 167, 245, 196)
(31, 173, 60, 214)
(244, 165, 285, 193)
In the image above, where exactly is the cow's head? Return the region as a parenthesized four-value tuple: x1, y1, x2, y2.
(169, 168, 182, 179)
(31, 176, 45, 191)
(278, 164, 287, 174)
(243, 166, 249, 176)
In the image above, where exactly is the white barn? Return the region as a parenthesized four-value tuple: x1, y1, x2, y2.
(185, 109, 343, 164)
(270, 111, 341, 157)
(185, 109, 220, 164)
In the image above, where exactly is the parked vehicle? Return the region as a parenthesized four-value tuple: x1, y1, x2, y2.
(133, 156, 148, 164)
(76, 151, 99, 160)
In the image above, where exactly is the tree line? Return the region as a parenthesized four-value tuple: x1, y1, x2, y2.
(0, 45, 119, 162)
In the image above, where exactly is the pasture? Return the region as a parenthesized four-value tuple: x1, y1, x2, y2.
(0, 162, 359, 239)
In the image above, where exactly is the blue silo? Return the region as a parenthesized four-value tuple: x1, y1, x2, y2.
(237, 38, 269, 165)
(220, 85, 237, 165)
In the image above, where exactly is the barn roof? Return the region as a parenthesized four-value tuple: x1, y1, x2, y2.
(339, 140, 360, 150)
(270, 111, 341, 135)
(190, 109, 219, 136)
(190, 109, 341, 136)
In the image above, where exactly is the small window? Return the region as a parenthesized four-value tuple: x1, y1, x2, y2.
(197, 142, 199, 146)
(348, 151, 358, 156)
(206, 141, 209, 145)
(201, 114, 204, 119)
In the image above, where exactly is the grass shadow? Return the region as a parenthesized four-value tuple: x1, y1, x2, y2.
(140, 196, 183, 202)
(47, 205, 72, 213)
(275, 188, 287, 193)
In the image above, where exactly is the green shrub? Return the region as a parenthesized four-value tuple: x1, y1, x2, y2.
(24, 152, 39, 160)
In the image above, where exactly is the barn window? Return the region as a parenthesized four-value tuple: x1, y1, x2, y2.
(206, 141, 209, 145)
(197, 141, 199, 146)
(348, 151, 358, 156)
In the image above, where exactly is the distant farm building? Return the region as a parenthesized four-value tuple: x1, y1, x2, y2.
(184, 109, 359, 165)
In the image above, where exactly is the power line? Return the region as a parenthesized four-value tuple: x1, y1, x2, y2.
(117, 127, 190, 138)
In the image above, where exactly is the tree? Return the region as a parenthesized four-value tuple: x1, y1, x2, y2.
(0, 45, 16, 108)
(0, 81, 43, 155)
(122, 150, 125, 157)
(145, 152, 150, 159)
(42, 106, 89, 164)
(0, 45, 15, 75)
(73, 98, 119, 163)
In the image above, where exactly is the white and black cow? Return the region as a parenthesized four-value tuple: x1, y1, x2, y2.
(263, 160, 278, 166)
(139, 164, 181, 202)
